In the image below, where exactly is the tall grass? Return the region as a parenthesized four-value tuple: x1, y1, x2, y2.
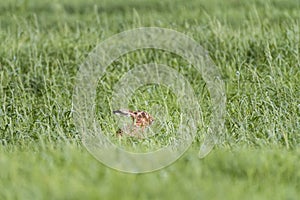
(0, 0, 299, 199)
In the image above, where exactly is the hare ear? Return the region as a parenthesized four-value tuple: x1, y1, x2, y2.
(113, 110, 131, 117)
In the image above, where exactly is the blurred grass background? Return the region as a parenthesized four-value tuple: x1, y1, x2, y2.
(0, 0, 299, 199)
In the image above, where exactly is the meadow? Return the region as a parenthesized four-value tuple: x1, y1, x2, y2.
(0, 0, 299, 199)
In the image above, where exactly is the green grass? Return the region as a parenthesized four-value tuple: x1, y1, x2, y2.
(1, 145, 300, 199)
(0, 0, 300, 199)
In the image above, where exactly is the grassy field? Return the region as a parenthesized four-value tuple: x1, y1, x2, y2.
(0, 0, 300, 199)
